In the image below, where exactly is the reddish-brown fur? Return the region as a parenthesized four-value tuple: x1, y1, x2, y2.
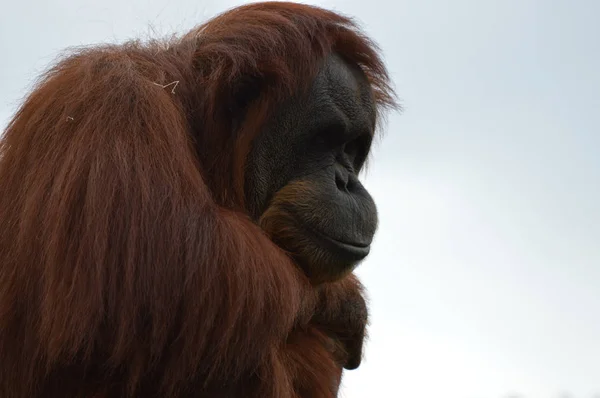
(0, 2, 395, 397)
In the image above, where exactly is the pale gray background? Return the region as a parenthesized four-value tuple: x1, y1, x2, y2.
(1, 1, 599, 397)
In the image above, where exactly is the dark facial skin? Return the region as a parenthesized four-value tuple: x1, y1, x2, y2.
(245, 54, 378, 284)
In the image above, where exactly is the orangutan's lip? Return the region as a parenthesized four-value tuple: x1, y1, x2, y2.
(322, 235, 371, 260)
(278, 205, 372, 263)
(305, 225, 371, 262)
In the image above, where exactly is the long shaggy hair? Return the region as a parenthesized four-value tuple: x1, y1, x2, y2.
(0, 2, 395, 397)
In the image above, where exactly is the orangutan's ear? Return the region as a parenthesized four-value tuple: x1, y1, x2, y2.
(192, 57, 264, 124)
(234, 76, 264, 111)
(228, 75, 264, 126)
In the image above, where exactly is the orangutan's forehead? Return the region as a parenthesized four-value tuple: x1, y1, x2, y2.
(306, 54, 377, 131)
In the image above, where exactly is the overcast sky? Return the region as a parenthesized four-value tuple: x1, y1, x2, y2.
(1, 1, 599, 397)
